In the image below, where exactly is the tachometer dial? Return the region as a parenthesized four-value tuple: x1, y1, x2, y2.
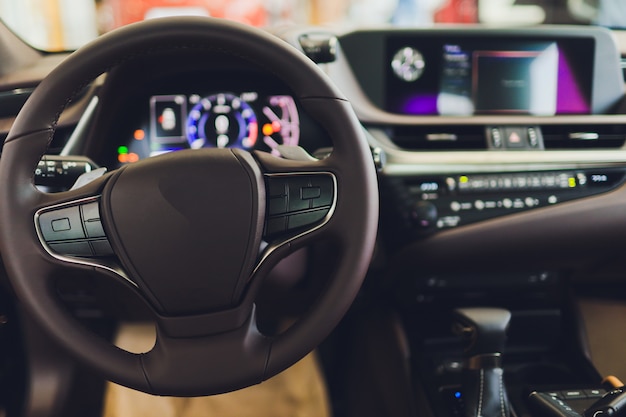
(186, 93, 258, 150)
(261, 95, 300, 156)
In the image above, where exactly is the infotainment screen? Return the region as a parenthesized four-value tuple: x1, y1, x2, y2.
(385, 36, 595, 116)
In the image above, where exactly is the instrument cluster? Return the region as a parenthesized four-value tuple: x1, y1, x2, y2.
(117, 89, 301, 165)
(102, 68, 335, 169)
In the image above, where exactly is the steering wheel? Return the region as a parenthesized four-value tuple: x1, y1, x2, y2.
(0, 17, 378, 396)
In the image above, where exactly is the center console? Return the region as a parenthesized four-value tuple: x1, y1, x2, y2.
(301, 23, 626, 417)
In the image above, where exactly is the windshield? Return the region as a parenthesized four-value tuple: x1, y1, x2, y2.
(0, 0, 625, 51)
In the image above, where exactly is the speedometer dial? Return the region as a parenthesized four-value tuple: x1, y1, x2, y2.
(186, 93, 258, 150)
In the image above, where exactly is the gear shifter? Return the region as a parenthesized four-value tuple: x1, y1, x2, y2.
(453, 307, 513, 417)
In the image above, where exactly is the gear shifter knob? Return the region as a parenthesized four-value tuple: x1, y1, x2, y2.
(453, 307, 513, 417)
(453, 307, 512, 358)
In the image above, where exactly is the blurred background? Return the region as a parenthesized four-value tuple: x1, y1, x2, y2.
(0, 0, 623, 52)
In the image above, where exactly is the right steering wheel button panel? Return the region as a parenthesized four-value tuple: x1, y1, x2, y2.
(264, 175, 334, 238)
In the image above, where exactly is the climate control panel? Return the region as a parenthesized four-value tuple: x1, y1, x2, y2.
(383, 168, 626, 235)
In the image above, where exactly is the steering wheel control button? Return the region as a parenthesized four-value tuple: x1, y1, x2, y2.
(39, 206, 86, 241)
(267, 178, 288, 215)
(52, 218, 71, 232)
(37, 199, 114, 258)
(301, 186, 321, 200)
(265, 216, 287, 235)
(81, 202, 106, 238)
(287, 177, 312, 212)
(310, 176, 333, 208)
(90, 239, 114, 256)
(288, 209, 329, 230)
(265, 174, 335, 238)
(269, 196, 288, 215)
(48, 241, 93, 257)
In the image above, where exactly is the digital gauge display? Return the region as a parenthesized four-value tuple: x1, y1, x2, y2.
(118, 91, 300, 164)
(186, 93, 258, 150)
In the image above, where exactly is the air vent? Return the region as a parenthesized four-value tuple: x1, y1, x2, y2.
(542, 124, 626, 149)
(388, 125, 487, 150)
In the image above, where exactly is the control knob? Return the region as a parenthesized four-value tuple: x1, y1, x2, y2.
(410, 201, 438, 229)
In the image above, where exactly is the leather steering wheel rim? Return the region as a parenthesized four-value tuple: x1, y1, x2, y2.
(0, 17, 378, 396)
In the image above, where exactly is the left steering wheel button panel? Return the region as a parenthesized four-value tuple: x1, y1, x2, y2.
(38, 200, 114, 257)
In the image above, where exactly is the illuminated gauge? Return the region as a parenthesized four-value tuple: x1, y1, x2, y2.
(261, 95, 300, 156)
(186, 93, 258, 150)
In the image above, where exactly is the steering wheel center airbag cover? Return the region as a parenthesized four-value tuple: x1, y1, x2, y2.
(102, 148, 265, 315)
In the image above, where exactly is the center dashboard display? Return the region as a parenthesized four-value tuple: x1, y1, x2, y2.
(385, 36, 595, 116)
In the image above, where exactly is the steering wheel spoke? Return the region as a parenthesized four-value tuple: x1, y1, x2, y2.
(144, 304, 271, 396)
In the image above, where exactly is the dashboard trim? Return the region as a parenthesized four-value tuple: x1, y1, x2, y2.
(61, 96, 99, 156)
(367, 128, 626, 175)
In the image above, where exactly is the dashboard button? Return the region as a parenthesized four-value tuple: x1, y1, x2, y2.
(490, 127, 503, 148)
(528, 127, 540, 148)
(504, 127, 527, 148)
(585, 389, 604, 398)
(411, 201, 438, 229)
(562, 390, 586, 400)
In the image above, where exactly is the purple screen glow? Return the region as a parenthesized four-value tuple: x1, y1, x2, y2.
(394, 41, 592, 116)
(556, 50, 590, 114)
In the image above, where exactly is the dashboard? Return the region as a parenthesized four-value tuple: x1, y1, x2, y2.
(43, 24, 626, 267)
(23, 26, 626, 257)
(23, 23, 626, 276)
